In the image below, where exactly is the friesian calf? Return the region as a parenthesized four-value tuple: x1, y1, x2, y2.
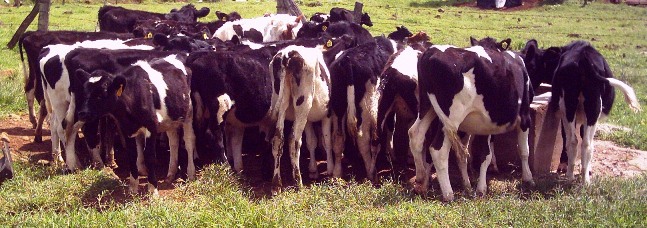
(98, 4, 210, 33)
(39, 40, 154, 170)
(132, 11, 241, 39)
(375, 32, 432, 174)
(297, 21, 374, 47)
(329, 7, 373, 27)
(18, 31, 134, 132)
(75, 54, 195, 195)
(327, 36, 400, 181)
(410, 39, 535, 201)
(523, 40, 640, 184)
(269, 40, 354, 193)
(187, 37, 352, 186)
(212, 14, 303, 43)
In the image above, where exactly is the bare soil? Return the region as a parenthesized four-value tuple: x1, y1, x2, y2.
(1, 113, 646, 199)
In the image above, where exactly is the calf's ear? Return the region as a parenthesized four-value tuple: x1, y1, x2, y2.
(109, 77, 126, 97)
(499, 38, 512, 50)
(522, 39, 538, 55)
(75, 69, 91, 80)
(197, 7, 210, 18)
(320, 21, 330, 32)
(153, 34, 169, 47)
(470, 36, 479, 46)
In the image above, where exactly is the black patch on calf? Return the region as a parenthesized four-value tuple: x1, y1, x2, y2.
(272, 55, 283, 94)
(418, 47, 464, 116)
(150, 60, 190, 121)
(429, 117, 444, 150)
(473, 58, 521, 125)
(286, 51, 304, 86)
(244, 29, 263, 43)
(233, 24, 244, 37)
(296, 96, 305, 106)
(43, 56, 63, 89)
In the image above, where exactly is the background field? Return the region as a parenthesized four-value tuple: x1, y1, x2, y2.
(0, 0, 646, 226)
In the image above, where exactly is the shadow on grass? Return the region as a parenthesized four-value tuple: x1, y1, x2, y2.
(81, 172, 134, 211)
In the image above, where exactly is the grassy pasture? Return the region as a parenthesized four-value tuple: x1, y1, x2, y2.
(0, 0, 646, 226)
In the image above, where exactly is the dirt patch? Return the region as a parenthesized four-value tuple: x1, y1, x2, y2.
(1, 113, 646, 200)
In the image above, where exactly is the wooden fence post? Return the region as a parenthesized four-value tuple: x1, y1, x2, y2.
(276, 0, 306, 22)
(37, 0, 50, 31)
(353, 2, 364, 24)
(6, 1, 40, 49)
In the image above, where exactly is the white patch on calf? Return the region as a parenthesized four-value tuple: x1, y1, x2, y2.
(335, 51, 345, 60)
(89, 76, 102, 83)
(130, 127, 152, 138)
(216, 93, 233, 125)
(505, 50, 516, 59)
(133, 61, 169, 123)
(431, 45, 456, 52)
(241, 40, 265, 50)
(163, 55, 188, 75)
(465, 46, 492, 63)
(391, 47, 421, 80)
(390, 40, 398, 53)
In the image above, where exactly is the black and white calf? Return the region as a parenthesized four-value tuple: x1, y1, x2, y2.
(39, 40, 154, 170)
(212, 14, 303, 43)
(410, 39, 535, 201)
(269, 41, 356, 193)
(98, 4, 210, 33)
(18, 31, 134, 132)
(297, 21, 374, 47)
(187, 36, 353, 180)
(327, 35, 401, 181)
(375, 32, 433, 173)
(329, 7, 373, 27)
(75, 53, 195, 195)
(309, 13, 329, 23)
(524, 40, 640, 184)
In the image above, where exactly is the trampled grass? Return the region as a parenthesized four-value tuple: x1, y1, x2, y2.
(0, 0, 645, 225)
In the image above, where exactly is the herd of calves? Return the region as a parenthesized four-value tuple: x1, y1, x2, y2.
(17, 4, 641, 201)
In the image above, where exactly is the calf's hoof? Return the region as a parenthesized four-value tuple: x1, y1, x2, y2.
(271, 186, 281, 196)
(413, 182, 428, 195)
(441, 194, 455, 202)
(309, 171, 318, 179)
(106, 161, 118, 169)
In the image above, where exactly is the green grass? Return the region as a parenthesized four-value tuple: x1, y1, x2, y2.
(0, 0, 645, 148)
(1, 163, 646, 226)
(0, 0, 646, 225)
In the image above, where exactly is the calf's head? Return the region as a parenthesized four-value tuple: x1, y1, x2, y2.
(470, 36, 511, 51)
(153, 34, 215, 52)
(166, 4, 210, 22)
(75, 69, 126, 123)
(360, 13, 373, 27)
(521, 39, 563, 89)
(387, 26, 413, 42)
(296, 21, 329, 39)
(215, 11, 242, 21)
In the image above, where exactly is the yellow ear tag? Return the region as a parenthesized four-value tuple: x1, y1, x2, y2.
(326, 40, 333, 48)
(221, 17, 227, 21)
(203, 33, 208, 39)
(116, 84, 123, 97)
(322, 25, 327, 32)
(146, 32, 153, 39)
